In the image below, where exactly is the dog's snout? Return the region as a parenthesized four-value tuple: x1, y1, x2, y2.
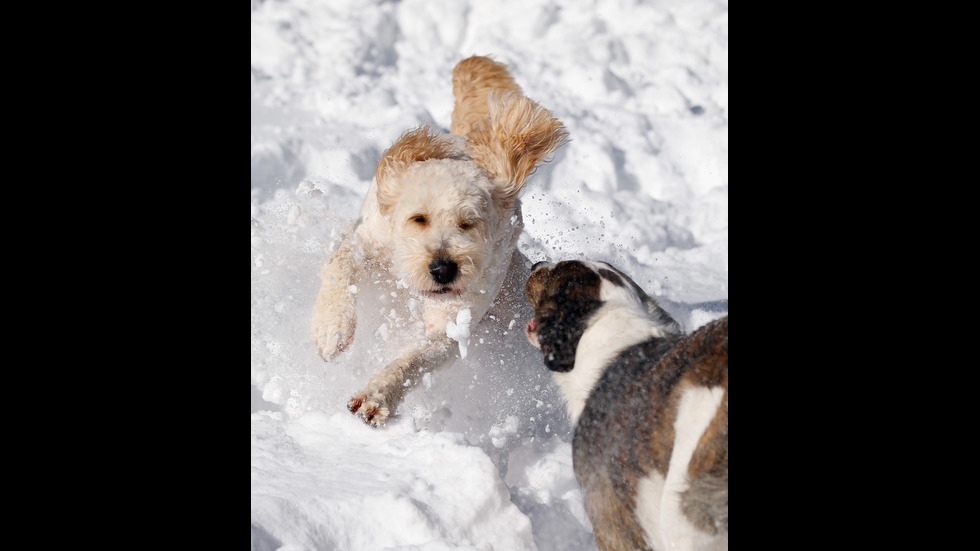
(429, 258, 459, 285)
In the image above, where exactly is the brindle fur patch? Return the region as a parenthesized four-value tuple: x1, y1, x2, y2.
(574, 334, 684, 551)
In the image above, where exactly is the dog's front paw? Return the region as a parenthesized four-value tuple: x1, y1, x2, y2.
(348, 392, 390, 427)
(312, 314, 357, 361)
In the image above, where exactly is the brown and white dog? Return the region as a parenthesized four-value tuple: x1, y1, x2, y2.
(312, 56, 568, 427)
(525, 260, 728, 551)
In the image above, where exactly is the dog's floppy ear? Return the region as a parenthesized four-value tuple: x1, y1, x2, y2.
(536, 263, 602, 373)
(466, 91, 569, 210)
(375, 126, 459, 216)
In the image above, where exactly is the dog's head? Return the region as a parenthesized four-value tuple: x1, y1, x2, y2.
(525, 260, 681, 372)
(375, 92, 568, 297)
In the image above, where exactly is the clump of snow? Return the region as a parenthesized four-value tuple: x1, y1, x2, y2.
(446, 308, 473, 358)
(689, 307, 729, 331)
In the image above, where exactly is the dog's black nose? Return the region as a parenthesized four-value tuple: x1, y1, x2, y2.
(429, 258, 458, 284)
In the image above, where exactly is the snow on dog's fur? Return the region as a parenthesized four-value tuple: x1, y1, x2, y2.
(312, 56, 568, 427)
(525, 260, 728, 551)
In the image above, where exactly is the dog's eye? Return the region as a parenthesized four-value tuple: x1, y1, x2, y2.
(411, 215, 428, 225)
(458, 221, 474, 231)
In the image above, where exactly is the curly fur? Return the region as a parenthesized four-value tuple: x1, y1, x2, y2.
(312, 56, 568, 427)
(450, 56, 522, 136)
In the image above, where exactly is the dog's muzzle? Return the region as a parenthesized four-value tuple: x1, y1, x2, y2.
(429, 258, 459, 285)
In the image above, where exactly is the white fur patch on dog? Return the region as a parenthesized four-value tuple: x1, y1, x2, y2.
(554, 265, 677, 425)
(635, 473, 667, 550)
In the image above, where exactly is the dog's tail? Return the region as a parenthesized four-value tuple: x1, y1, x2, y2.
(450, 56, 522, 136)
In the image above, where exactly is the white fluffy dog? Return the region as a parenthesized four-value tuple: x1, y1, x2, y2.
(312, 56, 569, 426)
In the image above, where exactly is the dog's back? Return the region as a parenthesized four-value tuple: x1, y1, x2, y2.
(576, 317, 728, 551)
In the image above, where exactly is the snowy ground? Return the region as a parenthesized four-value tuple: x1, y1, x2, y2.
(251, 1, 727, 549)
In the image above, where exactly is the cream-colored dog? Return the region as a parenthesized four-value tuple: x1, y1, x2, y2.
(312, 56, 569, 427)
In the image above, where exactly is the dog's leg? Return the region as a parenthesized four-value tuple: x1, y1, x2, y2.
(349, 294, 475, 426)
(311, 235, 360, 361)
(348, 335, 458, 427)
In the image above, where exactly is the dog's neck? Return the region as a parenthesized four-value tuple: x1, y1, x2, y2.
(554, 300, 677, 425)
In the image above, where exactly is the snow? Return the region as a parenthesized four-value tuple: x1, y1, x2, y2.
(251, 1, 727, 550)
(445, 309, 473, 359)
